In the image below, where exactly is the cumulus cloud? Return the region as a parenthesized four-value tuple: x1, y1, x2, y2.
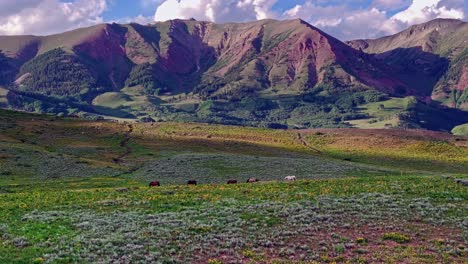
(391, 0, 464, 24)
(0, 0, 107, 36)
(282, 2, 395, 40)
(152, 0, 465, 40)
(0, 0, 465, 39)
(0, 0, 43, 17)
(282, 0, 465, 40)
(154, 0, 278, 23)
(140, 0, 165, 8)
(117, 15, 154, 25)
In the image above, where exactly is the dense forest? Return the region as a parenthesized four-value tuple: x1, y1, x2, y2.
(17, 49, 100, 98)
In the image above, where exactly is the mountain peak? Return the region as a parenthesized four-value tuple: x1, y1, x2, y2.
(416, 18, 465, 27)
(347, 18, 467, 54)
(404, 18, 466, 35)
(346, 17, 468, 110)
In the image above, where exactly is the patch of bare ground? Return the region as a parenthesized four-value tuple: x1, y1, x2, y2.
(282, 221, 465, 263)
(113, 124, 133, 164)
(200, 220, 466, 263)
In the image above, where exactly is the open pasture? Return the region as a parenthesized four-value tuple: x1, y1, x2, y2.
(0, 176, 466, 263)
(0, 109, 467, 263)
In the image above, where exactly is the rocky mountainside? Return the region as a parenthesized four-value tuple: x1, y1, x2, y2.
(0, 19, 407, 96)
(348, 18, 468, 109)
(0, 18, 467, 131)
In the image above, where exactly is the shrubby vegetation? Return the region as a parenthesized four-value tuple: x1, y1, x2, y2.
(17, 49, 99, 97)
(398, 99, 468, 131)
(451, 123, 468, 135)
(0, 50, 14, 85)
(1, 45, 464, 131)
(187, 89, 387, 128)
(129, 86, 467, 131)
(435, 49, 468, 108)
(1, 176, 466, 263)
(0, 109, 466, 263)
(125, 63, 170, 95)
(6, 92, 69, 114)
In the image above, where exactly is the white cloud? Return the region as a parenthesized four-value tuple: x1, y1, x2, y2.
(391, 0, 464, 24)
(152, 0, 465, 41)
(0, 1, 43, 17)
(282, 2, 394, 40)
(132, 15, 154, 25)
(0, 0, 465, 39)
(0, 0, 107, 36)
(117, 15, 154, 25)
(153, 0, 278, 23)
(140, 0, 164, 8)
(282, 0, 465, 40)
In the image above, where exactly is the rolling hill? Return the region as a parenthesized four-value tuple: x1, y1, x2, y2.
(0, 108, 467, 263)
(0, 18, 467, 131)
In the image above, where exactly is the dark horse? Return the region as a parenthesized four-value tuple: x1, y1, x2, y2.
(149, 181, 160, 187)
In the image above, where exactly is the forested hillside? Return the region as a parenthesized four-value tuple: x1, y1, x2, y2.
(0, 18, 466, 131)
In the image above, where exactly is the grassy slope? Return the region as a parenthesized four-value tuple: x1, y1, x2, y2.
(0, 87, 8, 107)
(347, 96, 468, 132)
(452, 123, 468, 135)
(0, 109, 466, 180)
(0, 109, 467, 263)
(91, 88, 162, 116)
(302, 129, 468, 174)
(347, 97, 411, 128)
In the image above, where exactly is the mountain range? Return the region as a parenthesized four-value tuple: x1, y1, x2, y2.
(0, 18, 467, 132)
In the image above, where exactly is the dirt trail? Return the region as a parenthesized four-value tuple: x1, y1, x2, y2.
(297, 132, 322, 154)
(113, 124, 133, 163)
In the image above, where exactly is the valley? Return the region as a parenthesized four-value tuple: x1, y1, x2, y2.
(0, 109, 466, 263)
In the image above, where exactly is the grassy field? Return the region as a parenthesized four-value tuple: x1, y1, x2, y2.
(302, 129, 468, 174)
(0, 87, 9, 108)
(1, 176, 467, 263)
(0, 109, 467, 263)
(348, 97, 412, 129)
(90, 87, 168, 120)
(453, 123, 468, 136)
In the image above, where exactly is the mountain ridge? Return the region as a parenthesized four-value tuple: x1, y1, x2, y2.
(347, 18, 468, 109)
(0, 19, 408, 94)
(0, 18, 467, 131)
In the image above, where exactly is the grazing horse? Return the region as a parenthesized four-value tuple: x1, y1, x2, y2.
(456, 179, 468, 186)
(187, 180, 197, 185)
(246, 177, 259, 183)
(227, 180, 237, 184)
(285, 176, 297, 181)
(149, 181, 160, 187)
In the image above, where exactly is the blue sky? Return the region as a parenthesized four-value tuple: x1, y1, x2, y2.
(102, 0, 305, 20)
(98, 0, 299, 22)
(101, 0, 410, 22)
(102, 0, 155, 21)
(0, 0, 465, 40)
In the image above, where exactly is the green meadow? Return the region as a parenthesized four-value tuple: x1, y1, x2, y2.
(0, 109, 467, 263)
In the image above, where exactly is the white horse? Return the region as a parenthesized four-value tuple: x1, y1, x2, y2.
(285, 175, 297, 181)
